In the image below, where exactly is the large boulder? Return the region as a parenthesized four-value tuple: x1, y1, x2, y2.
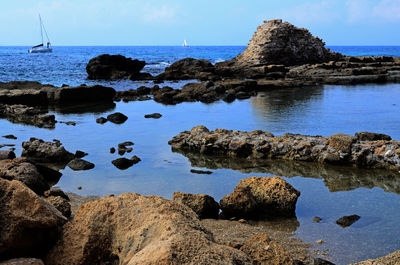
(172, 192, 220, 219)
(45, 193, 251, 265)
(21, 138, 75, 164)
(157, 58, 215, 80)
(86, 54, 149, 80)
(0, 179, 67, 259)
(220, 177, 300, 219)
(46, 85, 116, 106)
(232, 19, 341, 67)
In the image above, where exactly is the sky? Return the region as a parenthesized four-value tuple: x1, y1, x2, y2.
(1, 0, 400, 46)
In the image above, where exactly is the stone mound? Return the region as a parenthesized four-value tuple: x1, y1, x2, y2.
(234, 19, 341, 66)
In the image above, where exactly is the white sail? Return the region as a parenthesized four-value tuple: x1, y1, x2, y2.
(29, 14, 52, 53)
(183, 40, 188, 47)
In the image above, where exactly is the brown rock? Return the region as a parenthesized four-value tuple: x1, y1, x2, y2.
(45, 193, 251, 265)
(351, 249, 400, 265)
(0, 150, 16, 160)
(172, 192, 220, 219)
(0, 179, 67, 259)
(328, 133, 357, 153)
(220, 177, 300, 219)
(239, 233, 294, 265)
(355, 132, 392, 141)
(45, 196, 71, 218)
(21, 138, 75, 164)
(0, 258, 44, 265)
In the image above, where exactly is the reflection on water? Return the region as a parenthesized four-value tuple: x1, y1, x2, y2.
(174, 150, 400, 194)
(49, 102, 116, 114)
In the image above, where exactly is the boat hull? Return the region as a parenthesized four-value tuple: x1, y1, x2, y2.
(28, 48, 52, 53)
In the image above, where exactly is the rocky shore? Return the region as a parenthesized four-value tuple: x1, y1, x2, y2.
(169, 126, 400, 171)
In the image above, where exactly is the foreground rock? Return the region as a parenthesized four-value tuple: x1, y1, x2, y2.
(86, 54, 151, 80)
(44, 196, 71, 218)
(0, 179, 67, 259)
(352, 249, 400, 265)
(173, 192, 219, 219)
(0, 150, 16, 160)
(22, 138, 75, 165)
(220, 177, 300, 219)
(45, 193, 251, 264)
(169, 126, 400, 171)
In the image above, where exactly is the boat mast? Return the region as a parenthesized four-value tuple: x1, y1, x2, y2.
(39, 14, 44, 45)
(40, 15, 51, 44)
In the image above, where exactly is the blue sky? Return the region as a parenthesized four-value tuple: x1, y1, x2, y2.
(1, 0, 400, 46)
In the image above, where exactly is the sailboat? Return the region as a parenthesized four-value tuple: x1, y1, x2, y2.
(28, 14, 52, 53)
(182, 40, 188, 47)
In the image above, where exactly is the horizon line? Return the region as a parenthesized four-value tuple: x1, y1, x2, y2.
(1, 44, 400, 47)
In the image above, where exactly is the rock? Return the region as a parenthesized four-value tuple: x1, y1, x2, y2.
(336, 214, 360, 227)
(351, 249, 400, 265)
(0, 104, 56, 129)
(0, 179, 67, 259)
(110, 147, 116, 153)
(45, 193, 251, 265)
(144, 113, 162, 119)
(328, 133, 357, 153)
(232, 19, 341, 67)
(21, 138, 75, 164)
(157, 58, 215, 80)
(219, 176, 300, 219)
(106, 112, 128, 124)
(355, 132, 392, 141)
(59, 121, 76, 126)
(239, 233, 294, 265)
(2, 135, 17, 140)
(0, 150, 16, 160)
(96, 117, 107, 124)
(130, 155, 141, 164)
(316, 239, 324, 244)
(0, 158, 51, 195)
(172, 192, 220, 219)
(190, 169, 213, 175)
(44, 188, 70, 201)
(314, 258, 336, 265)
(77, 186, 82, 190)
(118, 141, 134, 149)
(0, 258, 44, 265)
(67, 158, 95, 171)
(74, 150, 88, 158)
(111, 156, 140, 170)
(312, 216, 322, 223)
(45, 196, 71, 218)
(86, 54, 148, 80)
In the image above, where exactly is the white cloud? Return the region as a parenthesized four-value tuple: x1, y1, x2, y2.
(141, 4, 177, 23)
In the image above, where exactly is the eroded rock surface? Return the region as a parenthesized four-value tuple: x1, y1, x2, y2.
(173, 192, 220, 219)
(45, 193, 251, 265)
(22, 138, 75, 165)
(351, 249, 400, 265)
(0, 104, 56, 129)
(169, 126, 400, 171)
(156, 58, 215, 80)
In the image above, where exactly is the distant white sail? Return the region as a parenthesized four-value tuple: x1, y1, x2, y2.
(183, 40, 188, 47)
(29, 14, 52, 53)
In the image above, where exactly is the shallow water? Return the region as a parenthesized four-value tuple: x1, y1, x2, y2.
(1, 83, 400, 264)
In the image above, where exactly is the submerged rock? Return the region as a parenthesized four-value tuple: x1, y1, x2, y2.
(219, 176, 300, 219)
(173, 192, 220, 219)
(336, 214, 360, 228)
(0, 179, 67, 259)
(144, 113, 162, 119)
(45, 193, 251, 265)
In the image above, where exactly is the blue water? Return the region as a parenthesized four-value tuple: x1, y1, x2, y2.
(1, 46, 400, 264)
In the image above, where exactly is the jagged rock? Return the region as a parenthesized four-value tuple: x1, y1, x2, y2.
(351, 249, 400, 265)
(67, 158, 95, 171)
(239, 233, 294, 265)
(44, 188, 70, 201)
(173, 192, 220, 219)
(86, 54, 150, 80)
(74, 150, 88, 158)
(220, 177, 300, 219)
(0, 151, 16, 160)
(232, 19, 341, 67)
(45, 193, 251, 265)
(336, 214, 360, 228)
(0, 179, 67, 259)
(157, 58, 215, 80)
(44, 196, 71, 218)
(0, 258, 44, 265)
(106, 112, 128, 124)
(22, 138, 75, 164)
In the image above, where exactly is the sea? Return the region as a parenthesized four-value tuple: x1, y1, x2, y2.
(1, 46, 400, 264)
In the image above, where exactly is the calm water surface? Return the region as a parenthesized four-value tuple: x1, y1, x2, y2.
(1, 46, 400, 264)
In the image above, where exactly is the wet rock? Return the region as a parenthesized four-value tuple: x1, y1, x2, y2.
(45, 193, 251, 265)
(173, 192, 220, 219)
(106, 112, 128, 124)
(314, 258, 336, 265)
(190, 169, 213, 174)
(110, 147, 116, 153)
(0, 150, 16, 160)
(2, 134, 17, 140)
(96, 117, 107, 124)
(0, 104, 56, 129)
(0, 158, 51, 195)
(118, 141, 134, 149)
(130, 155, 141, 164)
(67, 158, 95, 171)
(239, 233, 294, 265)
(144, 113, 162, 119)
(336, 214, 360, 228)
(111, 156, 140, 170)
(74, 150, 88, 158)
(21, 138, 75, 164)
(44, 196, 71, 218)
(351, 249, 400, 265)
(355, 132, 392, 141)
(157, 58, 215, 80)
(220, 176, 300, 219)
(86, 54, 148, 80)
(0, 258, 44, 265)
(0, 179, 67, 259)
(59, 121, 76, 126)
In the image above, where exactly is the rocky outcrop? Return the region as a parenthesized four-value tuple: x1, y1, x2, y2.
(86, 54, 151, 80)
(172, 192, 220, 219)
(169, 126, 400, 171)
(156, 58, 215, 80)
(351, 249, 400, 265)
(0, 179, 67, 259)
(0, 258, 44, 265)
(21, 138, 75, 165)
(232, 19, 341, 67)
(45, 193, 251, 265)
(0, 104, 56, 129)
(219, 177, 300, 219)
